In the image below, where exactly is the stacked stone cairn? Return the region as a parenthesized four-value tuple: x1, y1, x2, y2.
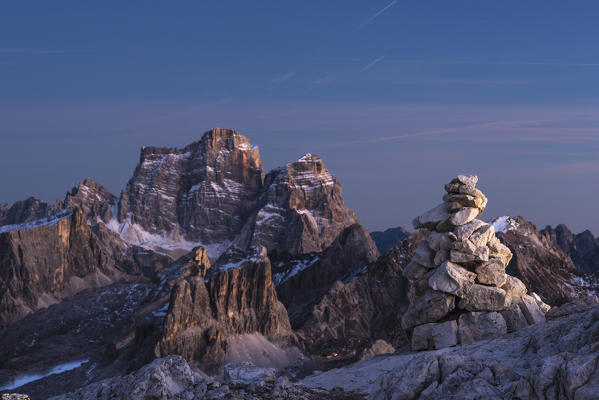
(401, 175, 550, 351)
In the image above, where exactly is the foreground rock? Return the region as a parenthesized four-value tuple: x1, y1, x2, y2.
(300, 303, 599, 399)
(402, 175, 549, 350)
(48, 356, 367, 400)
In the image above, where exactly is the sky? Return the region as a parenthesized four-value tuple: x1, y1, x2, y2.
(1, 1, 599, 234)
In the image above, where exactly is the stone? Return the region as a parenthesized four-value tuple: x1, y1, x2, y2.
(223, 362, 276, 389)
(359, 339, 395, 360)
(501, 276, 527, 306)
(454, 219, 487, 241)
(450, 247, 489, 264)
(449, 207, 480, 226)
(401, 289, 455, 329)
(426, 231, 443, 252)
(411, 241, 434, 268)
(500, 303, 530, 332)
(445, 183, 477, 196)
(469, 224, 495, 248)
(412, 321, 458, 350)
(433, 250, 449, 266)
(475, 258, 507, 287)
(519, 294, 546, 324)
(450, 239, 478, 254)
(452, 174, 479, 186)
(412, 202, 450, 230)
(488, 241, 512, 266)
(442, 193, 485, 209)
(431, 320, 459, 349)
(458, 284, 508, 311)
(428, 261, 476, 296)
(458, 312, 507, 345)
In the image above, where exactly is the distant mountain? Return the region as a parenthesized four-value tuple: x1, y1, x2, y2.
(370, 226, 410, 254)
(542, 224, 599, 274)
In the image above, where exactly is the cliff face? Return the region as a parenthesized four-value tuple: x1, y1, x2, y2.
(154, 246, 292, 372)
(494, 216, 585, 305)
(117, 128, 264, 253)
(542, 224, 599, 274)
(243, 154, 361, 255)
(0, 209, 126, 327)
(274, 224, 380, 327)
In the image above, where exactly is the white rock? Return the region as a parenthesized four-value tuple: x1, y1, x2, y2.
(519, 295, 546, 325)
(412, 203, 450, 230)
(449, 207, 480, 226)
(428, 261, 476, 296)
(475, 258, 507, 287)
(453, 219, 487, 241)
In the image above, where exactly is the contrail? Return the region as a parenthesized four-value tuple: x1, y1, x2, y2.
(360, 55, 386, 72)
(358, 0, 398, 29)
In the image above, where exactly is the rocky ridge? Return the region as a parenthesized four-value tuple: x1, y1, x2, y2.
(402, 175, 549, 351)
(542, 224, 599, 274)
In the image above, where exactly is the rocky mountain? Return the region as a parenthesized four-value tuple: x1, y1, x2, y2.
(370, 226, 410, 255)
(0, 198, 62, 227)
(492, 215, 586, 305)
(542, 224, 599, 274)
(0, 209, 129, 327)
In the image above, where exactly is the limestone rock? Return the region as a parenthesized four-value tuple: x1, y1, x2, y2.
(428, 261, 476, 296)
(458, 312, 507, 345)
(500, 303, 529, 332)
(411, 241, 434, 268)
(412, 320, 458, 350)
(401, 289, 455, 329)
(454, 219, 487, 241)
(501, 275, 527, 306)
(453, 174, 479, 186)
(469, 224, 495, 248)
(359, 340, 395, 360)
(449, 207, 480, 226)
(412, 203, 449, 230)
(458, 284, 508, 311)
(475, 258, 507, 287)
(223, 362, 276, 389)
(519, 294, 546, 325)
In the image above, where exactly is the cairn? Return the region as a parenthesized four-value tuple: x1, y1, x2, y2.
(402, 175, 549, 350)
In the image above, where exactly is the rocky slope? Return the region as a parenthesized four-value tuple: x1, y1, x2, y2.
(22, 299, 599, 400)
(493, 215, 586, 305)
(542, 224, 599, 274)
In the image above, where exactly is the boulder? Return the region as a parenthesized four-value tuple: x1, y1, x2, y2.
(519, 295, 546, 325)
(454, 219, 487, 241)
(412, 203, 449, 230)
(403, 260, 431, 280)
(223, 362, 276, 389)
(412, 320, 458, 350)
(458, 284, 508, 311)
(469, 225, 495, 248)
(401, 289, 455, 329)
(450, 247, 489, 264)
(475, 258, 507, 287)
(458, 312, 507, 345)
(359, 339, 395, 360)
(452, 174, 479, 186)
(500, 303, 529, 332)
(428, 261, 476, 296)
(411, 241, 435, 268)
(449, 207, 480, 226)
(501, 276, 527, 306)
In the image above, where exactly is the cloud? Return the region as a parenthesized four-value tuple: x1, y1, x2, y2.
(386, 58, 599, 68)
(358, 0, 398, 29)
(269, 72, 295, 84)
(360, 55, 386, 72)
(0, 48, 93, 54)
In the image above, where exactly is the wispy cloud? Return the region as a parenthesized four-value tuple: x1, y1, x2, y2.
(270, 72, 295, 84)
(386, 58, 599, 68)
(360, 55, 386, 72)
(0, 48, 93, 54)
(358, 0, 398, 30)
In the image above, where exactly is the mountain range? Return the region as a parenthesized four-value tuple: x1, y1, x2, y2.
(1, 128, 598, 399)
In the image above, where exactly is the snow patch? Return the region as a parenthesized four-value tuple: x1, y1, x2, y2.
(273, 254, 320, 286)
(0, 359, 88, 391)
(0, 210, 73, 234)
(491, 215, 519, 233)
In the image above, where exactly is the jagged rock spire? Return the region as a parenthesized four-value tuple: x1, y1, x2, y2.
(402, 174, 550, 350)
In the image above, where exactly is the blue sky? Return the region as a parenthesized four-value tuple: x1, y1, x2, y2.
(2, 1, 599, 233)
